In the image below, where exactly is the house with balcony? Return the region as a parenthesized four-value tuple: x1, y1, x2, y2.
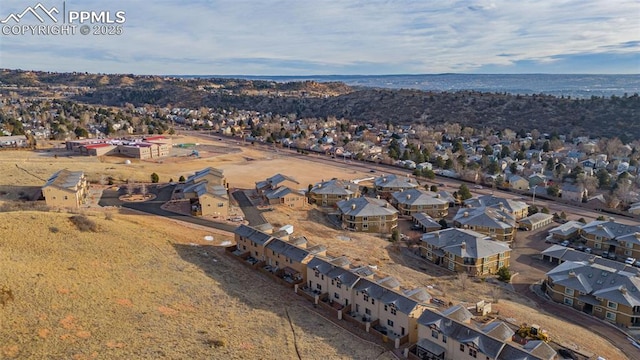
(464, 195, 528, 220)
(453, 206, 518, 242)
(351, 278, 428, 344)
(580, 220, 640, 259)
(414, 306, 556, 360)
(308, 179, 360, 206)
(42, 169, 89, 209)
(373, 174, 419, 199)
(545, 260, 640, 328)
(233, 224, 274, 261)
(508, 175, 530, 191)
(390, 189, 449, 219)
(264, 238, 326, 284)
(412, 213, 443, 233)
(336, 197, 398, 233)
(182, 181, 229, 217)
(561, 182, 588, 202)
(306, 256, 362, 310)
(419, 228, 511, 276)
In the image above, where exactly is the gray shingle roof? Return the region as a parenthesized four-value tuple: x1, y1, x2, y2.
(391, 188, 448, 206)
(354, 278, 418, 314)
(549, 220, 584, 237)
(464, 194, 528, 214)
(373, 174, 418, 189)
(481, 321, 515, 342)
(547, 260, 640, 307)
(337, 197, 398, 217)
(266, 238, 311, 263)
(187, 167, 224, 183)
(412, 213, 442, 229)
(581, 220, 640, 240)
(43, 169, 84, 190)
(234, 224, 273, 246)
(264, 186, 302, 200)
(310, 179, 358, 196)
(421, 228, 510, 259)
(454, 206, 516, 229)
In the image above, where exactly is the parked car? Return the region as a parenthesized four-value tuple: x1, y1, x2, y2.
(634, 260, 640, 268)
(576, 245, 585, 252)
(473, 185, 483, 189)
(625, 257, 636, 265)
(603, 251, 609, 258)
(410, 224, 422, 231)
(584, 248, 592, 254)
(560, 240, 570, 247)
(545, 235, 555, 243)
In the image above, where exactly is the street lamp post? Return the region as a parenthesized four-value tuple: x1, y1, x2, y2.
(532, 185, 538, 206)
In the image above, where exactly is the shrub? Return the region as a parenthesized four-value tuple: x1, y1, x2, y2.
(70, 215, 98, 232)
(0, 285, 14, 307)
(390, 229, 399, 242)
(49, 226, 59, 233)
(497, 266, 511, 283)
(151, 172, 160, 183)
(179, 175, 186, 183)
(204, 338, 225, 348)
(104, 212, 114, 221)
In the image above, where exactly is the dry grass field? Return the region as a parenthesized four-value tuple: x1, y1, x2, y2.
(0, 211, 395, 359)
(0, 138, 627, 360)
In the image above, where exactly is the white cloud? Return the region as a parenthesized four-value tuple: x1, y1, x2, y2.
(0, 0, 638, 74)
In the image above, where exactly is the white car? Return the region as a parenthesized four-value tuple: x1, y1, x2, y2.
(560, 240, 570, 247)
(625, 257, 636, 265)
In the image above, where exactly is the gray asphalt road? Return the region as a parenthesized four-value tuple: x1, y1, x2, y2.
(231, 190, 268, 226)
(99, 184, 239, 233)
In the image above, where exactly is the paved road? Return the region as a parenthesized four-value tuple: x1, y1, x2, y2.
(231, 190, 268, 226)
(99, 184, 239, 233)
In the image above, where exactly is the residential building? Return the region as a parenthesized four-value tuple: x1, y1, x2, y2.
(308, 179, 360, 206)
(420, 228, 511, 275)
(186, 167, 227, 187)
(412, 213, 443, 233)
(306, 256, 360, 309)
(256, 173, 299, 195)
(234, 224, 274, 261)
(264, 186, 307, 208)
(517, 213, 554, 231)
(373, 174, 419, 199)
(415, 306, 556, 360)
(390, 189, 449, 218)
(336, 197, 398, 233)
(545, 260, 640, 328)
(547, 221, 583, 241)
(453, 207, 518, 242)
(265, 238, 326, 284)
(182, 181, 229, 217)
(561, 183, 587, 202)
(580, 220, 640, 259)
(42, 169, 88, 208)
(352, 278, 427, 343)
(509, 175, 529, 191)
(464, 195, 528, 220)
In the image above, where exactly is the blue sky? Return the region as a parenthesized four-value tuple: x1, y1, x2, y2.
(0, 0, 638, 75)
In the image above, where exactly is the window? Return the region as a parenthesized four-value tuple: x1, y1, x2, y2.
(442, 335, 447, 343)
(316, 284, 322, 290)
(217, 203, 224, 207)
(363, 294, 369, 301)
(606, 311, 616, 321)
(595, 243, 601, 249)
(334, 293, 340, 299)
(337, 283, 341, 289)
(564, 297, 573, 306)
(387, 319, 394, 327)
(431, 330, 438, 339)
(363, 217, 368, 221)
(469, 348, 477, 358)
(331, 280, 334, 285)
(64, 196, 68, 200)
(607, 301, 617, 310)
(384, 305, 388, 312)
(315, 271, 319, 278)
(363, 223, 368, 229)
(391, 308, 397, 315)
(321, 275, 324, 280)
(564, 288, 574, 296)
(371, 299, 375, 305)
(499, 261, 504, 267)
(460, 344, 465, 352)
(595, 307, 602, 312)
(625, 250, 632, 256)
(365, 308, 371, 315)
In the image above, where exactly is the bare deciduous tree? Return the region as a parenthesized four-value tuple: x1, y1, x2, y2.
(457, 272, 469, 291)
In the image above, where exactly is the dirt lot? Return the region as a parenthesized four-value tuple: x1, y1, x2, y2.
(0, 211, 395, 359)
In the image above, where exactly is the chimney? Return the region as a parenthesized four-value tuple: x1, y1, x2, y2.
(568, 271, 576, 278)
(351, 203, 356, 210)
(463, 211, 469, 217)
(406, 194, 411, 200)
(461, 241, 466, 249)
(377, 195, 381, 200)
(609, 217, 615, 222)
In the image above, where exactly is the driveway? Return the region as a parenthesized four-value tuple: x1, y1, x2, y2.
(231, 190, 268, 226)
(99, 184, 238, 233)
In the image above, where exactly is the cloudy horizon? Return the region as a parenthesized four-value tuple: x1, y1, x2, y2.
(0, 0, 638, 75)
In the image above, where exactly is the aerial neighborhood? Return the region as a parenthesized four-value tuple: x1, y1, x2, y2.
(1, 72, 640, 359)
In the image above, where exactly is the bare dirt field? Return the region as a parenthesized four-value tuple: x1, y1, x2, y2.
(0, 211, 395, 360)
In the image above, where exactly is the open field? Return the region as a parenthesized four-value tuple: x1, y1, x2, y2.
(0, 211, 395, 359)
(0, 138, 629, 359)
